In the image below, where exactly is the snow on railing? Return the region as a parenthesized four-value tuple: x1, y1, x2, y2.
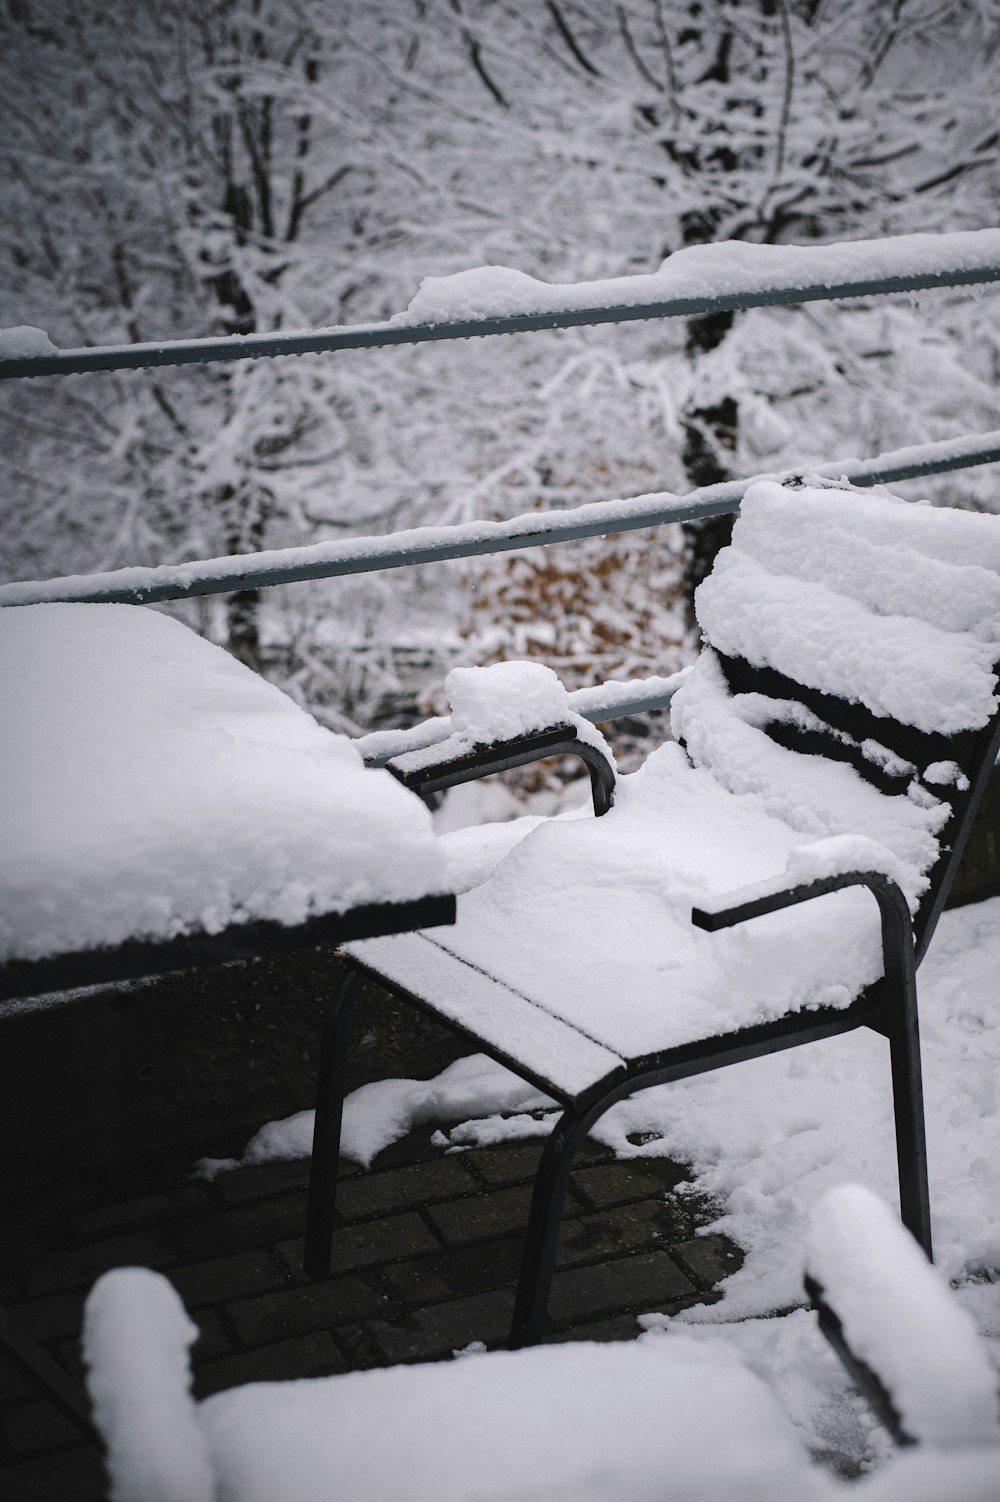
(2, 229, 999, 755)
(1, 228, 999, 380)
(2, 428, 998, 611)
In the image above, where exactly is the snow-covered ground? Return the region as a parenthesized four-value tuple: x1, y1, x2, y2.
(209, 890, 1000, 1477)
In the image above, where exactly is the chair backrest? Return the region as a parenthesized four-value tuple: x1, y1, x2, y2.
(672, 478, 1000, 960)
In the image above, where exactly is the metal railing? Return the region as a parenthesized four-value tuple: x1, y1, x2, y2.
(2, 228, 999, 763)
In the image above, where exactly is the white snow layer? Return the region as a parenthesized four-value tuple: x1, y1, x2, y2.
(0, 603, 446, 962)
(395, 229, 1000, 325)
(392, 660, 615, 777)
(83, 1267, 214, 1502)
(806, 1184, 1000, 1449)
(84, 1264, 1000, 1502)
(0, 324, 58, 357)
(695, 480, 1000, 734)
(447, 660, 576, 740)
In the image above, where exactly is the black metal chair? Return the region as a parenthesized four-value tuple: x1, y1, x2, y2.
(304, 478, 1000, 1348)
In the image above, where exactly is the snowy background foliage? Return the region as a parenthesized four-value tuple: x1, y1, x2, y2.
(1, 0, 999, 741)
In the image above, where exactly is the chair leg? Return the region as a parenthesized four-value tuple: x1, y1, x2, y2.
(304, 965, 363, 1280)
(886, 980, 933, 1263)
(509, 1104, 593, 1349)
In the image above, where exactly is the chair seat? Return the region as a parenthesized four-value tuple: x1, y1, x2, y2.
(347, 735, 917, 1088)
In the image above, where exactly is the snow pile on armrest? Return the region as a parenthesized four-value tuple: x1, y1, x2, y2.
(393, 660, 614, 777)
(447, 661, 573, 741)
(806, 1184, 1000, 1448)
(84, 1267, 214, 1502)
(0, 603, 446, 962)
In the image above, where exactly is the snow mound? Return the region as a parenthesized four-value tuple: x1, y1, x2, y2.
(0, 603, 446, 962)
(0, 325, 57, 358)
(84, 1267, 214, 1502)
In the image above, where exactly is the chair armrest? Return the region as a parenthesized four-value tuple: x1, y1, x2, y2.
(388, 722, 616, 816)
(804, 1184, 1000, 1450)
(690, 868, 909, 934)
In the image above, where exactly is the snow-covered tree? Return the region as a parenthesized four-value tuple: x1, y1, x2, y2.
(1, 0, 998, 733)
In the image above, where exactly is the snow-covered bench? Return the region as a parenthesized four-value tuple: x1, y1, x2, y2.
(304, 478, 1000, 1345)
(79, 1183, 999, 1502)
(0, 602, 454, 1002)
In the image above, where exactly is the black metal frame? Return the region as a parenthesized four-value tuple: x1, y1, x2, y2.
(805, 1274, 916, 1447)
(305, 868, 932, 1346)
(387, 722, 617, 816)
(0, 893, 455, 1005)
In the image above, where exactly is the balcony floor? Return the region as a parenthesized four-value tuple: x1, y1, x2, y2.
(0, 1125, 739, 1501)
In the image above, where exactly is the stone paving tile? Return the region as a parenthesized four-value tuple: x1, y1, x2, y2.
(227, 1274, 389, 1347)
(462, 1136, 612, 1188)
(193, 1332, 346, 1400)
(453, 1141, 545, 1187)
(542, 1312, 643, 1345)
(556, 1199, 692, 1268)
(212, 1160, 313, 1206)
(277, 1209, 442, 1279)
(0, 1356, 34, 1406)
(2, 1397, 84, 1459)
(22, 1227, 177, 1297)
(671, 1234, 744, 1291)
(191, 1309, 237, 1365)
(0, 1226, 48, 1284)
(570, 1158, 690, 1211)
(69, 1180, 217, 1240)
(379, 1235, 523, 1307)
(336, 1155, 479, 1220)
(169, 1194, 307, 1262)
(1, 1444, 106, 1502)
(166, 1248, 290, 1309)
(5, 1290, 85, 1344)
(424, 1184, 537, 1247)
(367, 1288, 517, 1365)
(547, 1249, 697, 1325)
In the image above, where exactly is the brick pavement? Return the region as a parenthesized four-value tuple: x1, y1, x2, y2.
(0, 1127, 741, 1501)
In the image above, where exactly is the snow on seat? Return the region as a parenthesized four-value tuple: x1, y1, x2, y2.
(0, 603, 447, 970)
(348, 480, 999, 1066)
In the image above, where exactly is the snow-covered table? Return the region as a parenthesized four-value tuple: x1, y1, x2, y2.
(0, 603, 454, 1002)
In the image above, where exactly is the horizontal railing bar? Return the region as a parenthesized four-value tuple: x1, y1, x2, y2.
(2, 428, 998, 609)
(2, 230, 999, 380)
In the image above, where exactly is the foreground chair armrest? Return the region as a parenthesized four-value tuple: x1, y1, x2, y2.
(804, 1184, 1000, 1450)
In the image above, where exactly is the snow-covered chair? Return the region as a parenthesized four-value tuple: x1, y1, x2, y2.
(304, 478, 1000, 1346)
(81, 1183, 1000, 1502)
